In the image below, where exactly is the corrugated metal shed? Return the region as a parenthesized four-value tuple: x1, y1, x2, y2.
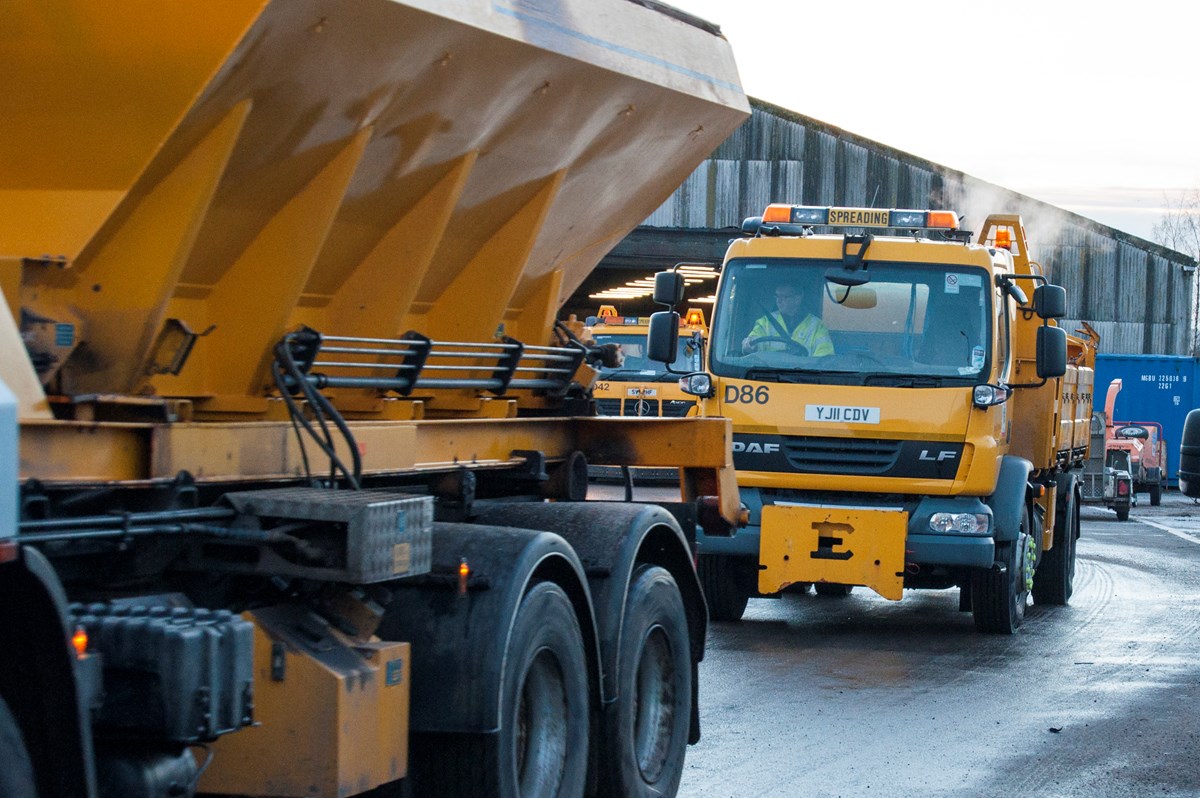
(619, 98, 1197, 355)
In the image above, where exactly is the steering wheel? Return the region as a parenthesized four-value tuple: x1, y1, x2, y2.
(746, 336, 810, 356)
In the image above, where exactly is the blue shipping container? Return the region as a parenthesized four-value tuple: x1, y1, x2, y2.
(1093, 354, 1200, 485)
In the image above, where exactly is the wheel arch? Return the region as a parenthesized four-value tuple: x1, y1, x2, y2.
(376, 522, 600, 737)
(986, 456, 1033, 544)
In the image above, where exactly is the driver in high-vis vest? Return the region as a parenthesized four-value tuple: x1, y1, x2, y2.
(742, 283, 834, 356)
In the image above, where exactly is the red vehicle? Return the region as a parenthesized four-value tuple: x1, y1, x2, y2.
(1104, 379, 1169, 506)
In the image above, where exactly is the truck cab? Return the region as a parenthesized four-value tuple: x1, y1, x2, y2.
(653, 204, 1092, 633)
(589, 306, 707, 418)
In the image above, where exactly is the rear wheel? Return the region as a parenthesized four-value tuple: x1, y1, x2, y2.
(1150, 481, 1162, 506)
(0, 695, 36, 798)
(412, 581, 589, 798)
(697, 554, 750, 622)
(1032, 484, 1079, 606)
(602, 565, 691, 798)
(973, 516, 1032, 634)
(814, 583, 854, 597)
(506, 582, 589, 798)
(1116, 505, 1130, 521)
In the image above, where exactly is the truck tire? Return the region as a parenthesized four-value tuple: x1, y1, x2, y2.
(1116, 506, 1130, 522)
(602, 565, 691, 798)
(503, 581, 589, 798)
(1032, 484, 1079, 606)
(1150, 482, 1162, 506)
(697, 554, 750, 622)
(0, 695, 36, 798)
(814, 583, 854, 597)
(972, 521, 1032, 634)
(415, 581, 589, 798)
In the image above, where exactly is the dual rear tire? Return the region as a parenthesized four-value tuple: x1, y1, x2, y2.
(604, 565, 692, 798)
(1032, 483, 1080, 606)
(414, 566, 692, 798)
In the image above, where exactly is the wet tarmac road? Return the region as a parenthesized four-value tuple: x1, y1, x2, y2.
(669, 490, 1200, 797)
(588, 481, 1200, 797)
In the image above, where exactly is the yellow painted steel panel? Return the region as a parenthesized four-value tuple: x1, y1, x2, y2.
(759, 504, 908, 601)
(199, 615, 410, 797)
(5, 0, 747, 402)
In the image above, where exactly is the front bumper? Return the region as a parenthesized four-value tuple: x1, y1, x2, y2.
(697, 491, 996, 599)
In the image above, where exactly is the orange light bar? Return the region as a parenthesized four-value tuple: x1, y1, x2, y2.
(72, 627, 88, 659)
(926, 210, 959, 230)
(762, 203, 793, 224)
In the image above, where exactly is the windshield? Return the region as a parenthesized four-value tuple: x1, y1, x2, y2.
(709, 258, 992, 386)
(593, 332, 703, 378)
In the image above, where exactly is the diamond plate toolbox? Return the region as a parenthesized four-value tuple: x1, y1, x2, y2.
(224, 487, 433, 583)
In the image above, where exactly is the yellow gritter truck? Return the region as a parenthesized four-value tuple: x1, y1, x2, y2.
(589, 307, 709, 419)
(649, 205, 1094, 633)
(0, 2, 748, 797)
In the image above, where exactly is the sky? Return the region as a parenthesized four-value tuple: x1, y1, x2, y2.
(665, 0, 1199, 243)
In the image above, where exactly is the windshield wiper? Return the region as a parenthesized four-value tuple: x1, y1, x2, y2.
(600, 368, 662, 378)
(743, 368, 827, 383)
(860, 374, 963, 388)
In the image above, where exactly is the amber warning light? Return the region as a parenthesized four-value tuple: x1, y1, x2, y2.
(72, 627, 88, 659)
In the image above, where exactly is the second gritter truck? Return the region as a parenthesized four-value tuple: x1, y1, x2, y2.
(651, 205, 1094, 633)
(0, 2, 749, 797)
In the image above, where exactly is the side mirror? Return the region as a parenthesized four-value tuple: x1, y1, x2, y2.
(1035, 325, 1067, 379)
(653, 271, 685, 307)
(646, 311, 680, 363)
(1180, 408, 1200, 498)
(1033, 284, 1066, 319)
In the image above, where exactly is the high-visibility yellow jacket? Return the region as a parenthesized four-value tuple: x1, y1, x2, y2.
(747, 312, 834, 356)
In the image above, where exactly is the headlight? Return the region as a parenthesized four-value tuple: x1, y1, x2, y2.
(679, 373, 713, 398)
(973, 384, 1010, 408)
(929, 512, 990, 534)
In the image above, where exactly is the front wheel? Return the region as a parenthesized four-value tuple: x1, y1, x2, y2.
(697, 554, 751, 622)
(972, 522, 1033, 634)
(814, 583, 854, 597)
(602, 565, 692, 798)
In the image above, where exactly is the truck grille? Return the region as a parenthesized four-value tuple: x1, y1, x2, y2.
(595, 397, 694, 417)
(626, 398, 659, 416)
(661, 400, 694, 417)
(782, 436, 901, 475)
(596, 398, 622, 415)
